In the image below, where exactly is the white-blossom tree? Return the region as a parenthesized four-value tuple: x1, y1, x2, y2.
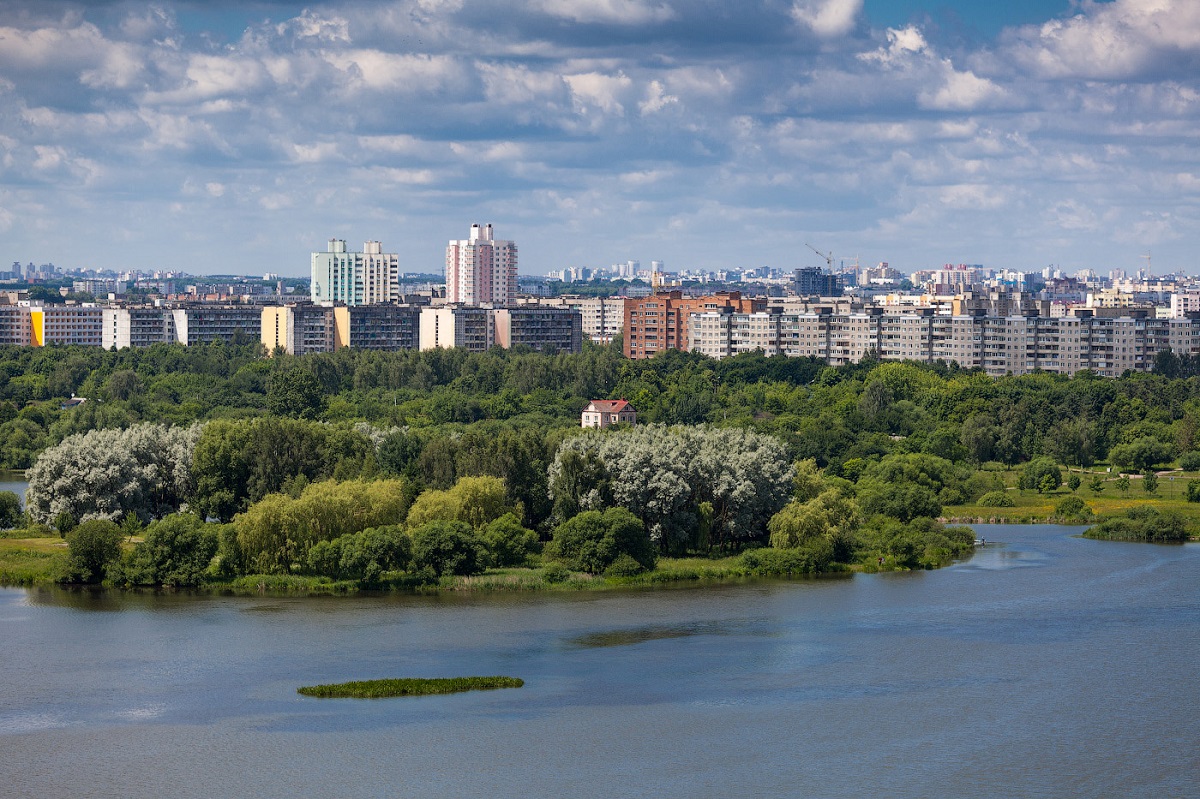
(548, 424, 793, 552)
(25, 423, 202, 525)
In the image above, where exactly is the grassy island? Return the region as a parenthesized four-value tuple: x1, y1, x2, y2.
(297, 676, 524, 698)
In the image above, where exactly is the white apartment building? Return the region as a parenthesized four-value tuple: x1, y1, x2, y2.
(445, 224, 518, 305)
(311, 239, 400, 306)
(686, 307, 1200, 377)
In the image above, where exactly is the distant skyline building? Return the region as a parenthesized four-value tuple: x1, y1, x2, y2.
(445, 224, 518, 305)
(311, 239, 400, 306)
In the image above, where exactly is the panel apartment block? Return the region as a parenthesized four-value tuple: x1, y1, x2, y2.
(311, 239, 400, 306)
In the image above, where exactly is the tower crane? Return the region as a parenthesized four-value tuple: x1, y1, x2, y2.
(805, 243, 834, 270)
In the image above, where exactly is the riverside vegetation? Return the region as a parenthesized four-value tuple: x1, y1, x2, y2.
(1, 340, 1198, 592)
(297, 676, 525, 699)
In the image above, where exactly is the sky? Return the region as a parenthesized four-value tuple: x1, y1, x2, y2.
(1, 0, 1199, 279)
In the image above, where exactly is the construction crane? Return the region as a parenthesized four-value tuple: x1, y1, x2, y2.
(805, 243, 834, 270)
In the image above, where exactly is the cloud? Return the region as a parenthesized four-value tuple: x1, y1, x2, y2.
(533, 0, 677, 26)
(1001, 0, 1200, 80)
(792, 0, 862, 38)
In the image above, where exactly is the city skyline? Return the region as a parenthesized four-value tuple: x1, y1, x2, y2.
(2, 1, 1199, 277)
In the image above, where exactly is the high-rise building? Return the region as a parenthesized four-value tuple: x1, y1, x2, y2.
(311, 239, 400, 306)
(445, 224, 518, 305)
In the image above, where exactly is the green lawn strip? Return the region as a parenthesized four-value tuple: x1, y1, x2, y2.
(297, 676, 524, 698)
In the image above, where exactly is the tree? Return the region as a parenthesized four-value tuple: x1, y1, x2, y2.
(65, 519, 123, 583)
(267, 366, 325, 419)
(1186, 479, 1200, 503)
(1067, 474, 1081, 492)
(1142, 470, 1158, 495)
(1108, 437, 1174, 474)
(121, 514, 217, 587)
(547, 425, 793, 552)
(481, 513, 539, 567)
(768, 490, 861, 549)
(0, 491, 21, 529)
(1116, 475, 1131, 494)
(410, 520, 486, 577)
(1019, 458, 1062, 493)
(406, 476, 515, 529)
(25, 423, 201, 525)
(1089, 475, 1105, 494)
(547, 507, 656, 574)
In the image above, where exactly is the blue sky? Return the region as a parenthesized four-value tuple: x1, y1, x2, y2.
(1, 0, 1198, 278)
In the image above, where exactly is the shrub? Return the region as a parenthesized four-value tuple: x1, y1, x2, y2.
(410, 520, 486, 577)
(121, 514, 218, 587)
(604, 553, 648, 578)
(1187, 479, 1200, 503)
(541, 562, 571, 583)
(1019, 458, 1062, 493)
(547, 507, 656, 575)
(1180, 451, 1200, 471)
(976, 490, 1014, 507)
(1067, 474, 1081, 492)
(739, 540, 834, 575)
(64, 519, 123, 583)
(481, 513, 539, 567)
(0, 491, 21, 529)
(1085, 507, 1191, 542)
(1053, 495, 1091, 522)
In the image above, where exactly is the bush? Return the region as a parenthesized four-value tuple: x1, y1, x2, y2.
(739, 540, 834, 575)
(64, 519, 123, 583)
(546, 507, 656, 575)
(1180, 451, 1200, 471)
(410, 520, 485, 577)
(1085, 507, 1190, 542)
(1187, 479, 1200, 503)
(308, 524, 412, 582)
(976, 490, 1014, 507)
(1019, 458, 1062, 493)
(0, 491, 21, 529)
(1053, 495, 1091, 522)
(604, 553, 648, 578)
(481, 513, 539, 567)
(120, 514, 217, 587)
(541, 562, 571, 583)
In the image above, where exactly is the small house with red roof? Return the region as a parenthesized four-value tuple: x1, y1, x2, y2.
(582, 399, 636, 429)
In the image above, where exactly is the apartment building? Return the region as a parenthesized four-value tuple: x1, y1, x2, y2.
(311, 239, 400, 306)
(445, 224, 518, 305)
(172, 305, 262, 345)
(102, 307, 179, 349)
(493, 306, 582, 353)
(262, 304, 423, 355)
(523, 296, 623, 343)
(624, 291, 765, 359)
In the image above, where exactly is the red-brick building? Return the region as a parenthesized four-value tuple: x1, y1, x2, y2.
(623, 291, 765, 359)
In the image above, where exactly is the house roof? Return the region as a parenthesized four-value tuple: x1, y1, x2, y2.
(586, 399, 632, 413)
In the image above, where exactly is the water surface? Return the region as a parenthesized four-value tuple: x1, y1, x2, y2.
(1, 525, 1196, 798)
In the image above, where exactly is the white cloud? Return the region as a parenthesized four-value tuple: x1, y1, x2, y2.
(1002, 0, 1200, 80)
(919, 66, 1008, 111)
(792, 0, 863, 38)
(534, 0, 677, 25)
(565, 71, 633, 116)
(639, 80, 678, 115)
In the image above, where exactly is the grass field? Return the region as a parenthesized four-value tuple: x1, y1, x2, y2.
(945, 467, 1200, 527)
(0, 535, 68, 585)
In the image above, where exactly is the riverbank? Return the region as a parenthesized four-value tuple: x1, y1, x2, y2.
(0, 537, 952, 595)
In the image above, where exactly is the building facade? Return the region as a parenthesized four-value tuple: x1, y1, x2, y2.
(311, 239, 400, 306)
(581, 400, 636, 428)
(445, 224, 518, 305)
(624, 291, 766, 359)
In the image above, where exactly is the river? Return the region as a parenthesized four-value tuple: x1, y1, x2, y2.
(0, 524, 1196, 798)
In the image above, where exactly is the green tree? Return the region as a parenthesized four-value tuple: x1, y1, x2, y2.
(1020, 458, 1062, 493)
(1067, 474, 1081, 492)
(1116, 475, 1131, 494)
(481, 513, 539, 567)
(64, 519, 123, 583)
(547, 507, 656, 575)
(1089, 475, 1105, 494)
(1142, 471, 1158, 495)
(267, 366, 325, 419)
(410, 520, 486, 577)
(0, 491, 21, 528)
(1186, 479, 1200, 503)
(121, 514, 217, 587)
